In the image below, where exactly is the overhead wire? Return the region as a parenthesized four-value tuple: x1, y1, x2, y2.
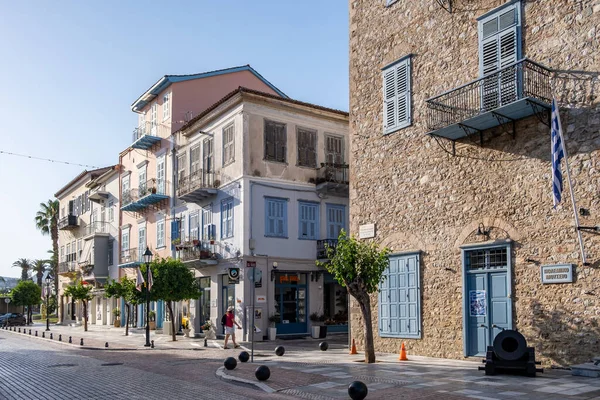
(0, 150, 101, 169)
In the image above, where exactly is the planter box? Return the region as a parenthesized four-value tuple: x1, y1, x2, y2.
(311, 326, 320, 339)
(268, 327, 277, 341)
(319, 325, 328, 339)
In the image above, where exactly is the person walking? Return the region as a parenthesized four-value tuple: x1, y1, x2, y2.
(223, 306, 241, 349)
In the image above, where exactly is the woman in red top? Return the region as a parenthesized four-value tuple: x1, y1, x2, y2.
(224, 306, 241, 349)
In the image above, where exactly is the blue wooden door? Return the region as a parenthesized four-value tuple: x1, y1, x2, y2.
(466, 271, 511, 356)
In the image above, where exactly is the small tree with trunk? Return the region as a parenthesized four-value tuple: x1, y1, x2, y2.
(149, 258, 201, 342)
(64, 282, 94, 331)
(105, 277, 142, 336)
(316, 230, 390, 363)
(11, 280, 42, 324)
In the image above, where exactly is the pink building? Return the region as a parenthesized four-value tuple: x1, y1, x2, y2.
(118, 66, 285, 329)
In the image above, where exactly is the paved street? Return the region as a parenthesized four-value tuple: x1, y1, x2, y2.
(3, 326, 600, 399)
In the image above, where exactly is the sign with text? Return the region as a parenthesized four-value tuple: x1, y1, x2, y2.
(256, 295, 267, 303)
(359, 223, 376, 239)
(246, 261, 256, 268)
(228, 267, 240, 284)
(541, 264, 574, 284)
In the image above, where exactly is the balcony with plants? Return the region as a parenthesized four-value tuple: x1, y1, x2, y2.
(173, 236, 218, 267)
(176, 169, 220, 203)
(315, 163, 349, 196)
(426, 59, 552, 140)
(120, 178, 170, 212)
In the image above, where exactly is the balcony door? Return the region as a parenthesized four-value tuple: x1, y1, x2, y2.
(190, 145, 201, 185)
(478, 3, 521, 111)
(138, 225, 146, 262)
(157, 155, 166, 195)
(325, 135, 345, 182)
(203, 138, 214, 187)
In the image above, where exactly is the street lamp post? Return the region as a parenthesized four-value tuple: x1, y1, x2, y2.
(45, 276, 52, 331)
(143, 247, 153, 347)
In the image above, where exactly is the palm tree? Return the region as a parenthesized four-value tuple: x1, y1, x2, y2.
(31, 259, 49, 287)
(12, 258, 32, 281)
(35, 200, 59, 293)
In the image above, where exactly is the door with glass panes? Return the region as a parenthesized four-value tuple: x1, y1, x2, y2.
(274, 273, 307, 334)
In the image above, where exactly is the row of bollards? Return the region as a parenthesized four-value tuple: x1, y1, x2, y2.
(221, 343, 368, 399)
(2, 324, 94, 349)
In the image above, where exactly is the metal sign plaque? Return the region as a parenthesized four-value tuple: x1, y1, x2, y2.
(541, 264, 574, 284)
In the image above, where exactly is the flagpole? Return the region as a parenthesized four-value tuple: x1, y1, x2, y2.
(554, 100, 587, 265)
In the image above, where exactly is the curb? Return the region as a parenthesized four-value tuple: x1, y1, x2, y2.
(216, 366, 275, 393)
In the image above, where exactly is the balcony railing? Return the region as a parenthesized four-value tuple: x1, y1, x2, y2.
(121, 179, 170, 212)
(426, 58, 552, 140)
(317, 239, 338, 260)
(82, 221, 112, 237)
(58, 215, 78, 230)
(131, 121, 167, 150)
(178, 243, 216, 262)
(177, 169, 220, 203)
(119, 247, 142, 266)
(316, 163, 349, 196)
(58, 261, 77, 274)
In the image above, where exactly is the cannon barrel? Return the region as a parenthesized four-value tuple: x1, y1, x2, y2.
(492, 329, 527, 361)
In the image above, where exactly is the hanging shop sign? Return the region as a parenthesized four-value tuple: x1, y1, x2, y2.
(228, 267, 240, 284)
(540, 264, 574, 284)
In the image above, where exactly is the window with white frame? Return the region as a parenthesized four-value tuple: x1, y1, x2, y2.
(223, 123, 235, 166)
(190, 212, 200, 241)
(221, 198, 234, 239)
(122, 228, 130, 251)
(179, 216, 187, 242)
(265, 197, 287, 238)
(108, 200, 114, 222)
(190, 145, 201, 175)
(264, 120, 286, 163)
(60, 246, 65, 262)
(151, 104, 157, 130)
(297, 128, 317, 168)
(177, 153, 186, 189)
(157, 217, 165, 248)
(202, 207, 213, 240)
(162, 92, 170, 121)
(382, 55, 412, 134)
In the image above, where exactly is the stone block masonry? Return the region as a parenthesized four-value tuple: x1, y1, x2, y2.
(349, 0, 600, 366)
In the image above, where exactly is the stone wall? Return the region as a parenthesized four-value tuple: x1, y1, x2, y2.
(349, 0, 600, 366)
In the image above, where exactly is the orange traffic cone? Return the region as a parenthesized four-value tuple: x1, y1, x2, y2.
(399, 342, 408, 361)
(349, 338, 358, 355)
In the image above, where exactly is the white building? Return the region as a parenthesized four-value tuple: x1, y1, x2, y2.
(55, 166, 120, 326)
(172, 87, 349, 339)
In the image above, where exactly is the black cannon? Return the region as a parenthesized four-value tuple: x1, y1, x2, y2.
(478, 329, 543, 377)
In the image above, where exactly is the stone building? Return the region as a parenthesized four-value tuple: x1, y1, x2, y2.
(349, 0, 599, 365)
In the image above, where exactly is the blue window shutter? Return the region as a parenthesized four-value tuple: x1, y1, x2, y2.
(299, 202, 319, 240)
(379, 253, 421, 339)
(383, 56, 411, 134)
(396, 58, 411, 129)
(170, 220, 180, 250)
(326, 204, 346, 239)
(265, 198, 287, 238)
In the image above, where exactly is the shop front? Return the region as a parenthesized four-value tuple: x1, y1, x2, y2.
(273, 272, 308, 335)
(322, 273, 348, 333)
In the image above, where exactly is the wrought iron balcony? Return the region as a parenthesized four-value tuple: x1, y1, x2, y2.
(58, 215, 78, 230)
(131, 121, 166, 150)
(316, 163, 349, 196)
(426, 59, 552, 140)
(121, 178, 170, 212)
(317, 239, 338, 260)
(177, 169, 219, 203)
(58, 261, 77, 274)
(118, 247, 142, 267)
(82, 221, 111, 238)
(178, 243, 217, 263)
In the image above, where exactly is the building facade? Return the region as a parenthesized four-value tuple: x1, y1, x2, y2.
(118, 66, 287, 331)
(349, 0, 599, 365)
(173, 87, 349, 340)
(55, 166, 120, 326)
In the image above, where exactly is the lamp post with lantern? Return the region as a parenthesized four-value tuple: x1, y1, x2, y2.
(143, 247, 153, 347)
(45, 275, 52, 331)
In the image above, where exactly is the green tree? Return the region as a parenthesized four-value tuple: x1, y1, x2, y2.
(64, 283, 94, 331)
(105, 277, 142, 336)
(35, 200, 59, 294)
(11, 280, 42, 324)
(316, 230, 390, 363)
(31, 259, 49, 287)
(12, 258, 32, 281)
(149, 258, 201, 341)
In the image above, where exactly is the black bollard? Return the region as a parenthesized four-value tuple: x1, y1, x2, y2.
(58, 334, 62, 342)
(50, 333, 53, 340)
(238, 351, 250, 363)
(275, 346, 285, 356)
(105, 342, 109, 348)
(29, 329, 31, 335)
(348, 381, 368, 400)
(42, 332, 45, 338)
(80, 338, 84, 346)
(255, 365, 271, 381)
(69, 336, 72, 344)
(35, 331, 38, 337)
(18, 328, 21, 333)
(224, 357, 237, 370)
(204, 338, 208, 347)
(319, 341, 329, 351)
(151, 340, 154, 348)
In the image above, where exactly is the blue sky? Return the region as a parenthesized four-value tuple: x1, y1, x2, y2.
(0, 0, 348, 278)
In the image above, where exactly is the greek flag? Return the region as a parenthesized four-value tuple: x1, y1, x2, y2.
(551, 98, 565, 208)
(135, 267, 145, 292)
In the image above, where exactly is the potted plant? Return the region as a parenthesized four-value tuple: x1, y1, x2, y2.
(112, 308, 121, 328)
(268, 314, 279, 341)
(192, 239, 200, 246)
(172, 238, 183, 251)
(209, 235, 215, 245)
(148, 310, 156, 330)
(309, 312, 321, 339)
(182, 319, 191, 337)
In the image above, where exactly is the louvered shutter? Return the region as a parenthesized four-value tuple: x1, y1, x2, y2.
(265, 123, 275, 160)
(396, 59, 411, 128)
(383, 68, 397, 132)
(383, 57, 411, 134)
(170, 220, 180, 250)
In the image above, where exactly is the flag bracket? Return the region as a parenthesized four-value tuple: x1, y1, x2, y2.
(577, 226, 600, 232)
